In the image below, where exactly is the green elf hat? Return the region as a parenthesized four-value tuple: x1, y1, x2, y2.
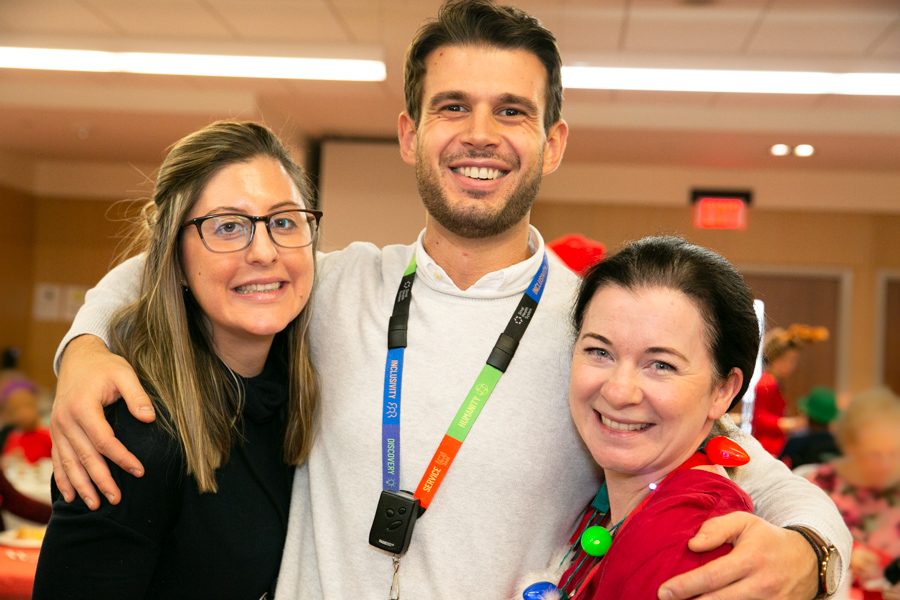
(798, 386, 839, 424)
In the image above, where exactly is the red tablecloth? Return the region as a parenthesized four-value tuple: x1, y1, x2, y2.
(0, 546, 38, 600)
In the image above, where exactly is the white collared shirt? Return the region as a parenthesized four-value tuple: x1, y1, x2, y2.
(412, 226, 544, 298)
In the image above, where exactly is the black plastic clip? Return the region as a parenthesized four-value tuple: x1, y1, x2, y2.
(486, 333, 519, 372)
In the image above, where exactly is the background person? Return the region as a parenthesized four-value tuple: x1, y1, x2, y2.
(0, 380, 52, 532)
(0, 347, 25, 385)
(0, 463, 51, 532)
(780, 386, 842, 470)
(47, 2, 850, 598)
(0, 367, 53, 536)
(805, 388, 900, 600)
(0, 378, 51, 465)
(753, 324, 829, 455)
(32, 121, 321, 599)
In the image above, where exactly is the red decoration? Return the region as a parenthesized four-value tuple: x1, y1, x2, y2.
(547, 234, 605, 275)
(705, 436, 750, 467)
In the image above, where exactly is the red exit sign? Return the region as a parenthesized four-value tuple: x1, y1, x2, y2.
(691, 190, 752, 230)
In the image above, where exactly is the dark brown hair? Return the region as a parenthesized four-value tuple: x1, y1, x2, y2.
(574, 236, 760, 410)
(404, 0, 563, 132)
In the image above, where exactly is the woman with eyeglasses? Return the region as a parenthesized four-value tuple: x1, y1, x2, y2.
(33, 121, 321, 599)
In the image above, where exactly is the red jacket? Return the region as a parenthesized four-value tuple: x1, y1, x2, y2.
(559, 469, 753, 599)
(752, 372, 787, 455)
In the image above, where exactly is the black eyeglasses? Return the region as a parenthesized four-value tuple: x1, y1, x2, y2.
(182, 209, 322, 253)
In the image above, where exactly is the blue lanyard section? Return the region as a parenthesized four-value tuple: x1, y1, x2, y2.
(382, 347, 404, 490)
(381, 251, 549, 492)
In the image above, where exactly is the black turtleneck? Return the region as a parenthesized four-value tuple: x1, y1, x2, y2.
(33, 358, 294, 600)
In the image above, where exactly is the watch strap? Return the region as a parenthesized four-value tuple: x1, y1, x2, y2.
(785, 525, 837, 599)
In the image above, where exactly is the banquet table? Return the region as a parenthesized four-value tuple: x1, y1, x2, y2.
(0, 546, 39, 600)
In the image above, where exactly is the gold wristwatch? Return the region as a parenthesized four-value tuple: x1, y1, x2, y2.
(786, 525, 841, 599)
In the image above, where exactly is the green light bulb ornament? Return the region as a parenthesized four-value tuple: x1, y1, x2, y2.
(580, 525, 612, 557)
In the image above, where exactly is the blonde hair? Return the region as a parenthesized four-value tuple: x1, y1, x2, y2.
(110, 121, 319, 492)
(834, 387, 900, 451)
(762, 324, 829, 364)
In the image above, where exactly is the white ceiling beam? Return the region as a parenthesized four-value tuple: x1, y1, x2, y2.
(563, 102, 900, 135)
(0, 82, 257, 116)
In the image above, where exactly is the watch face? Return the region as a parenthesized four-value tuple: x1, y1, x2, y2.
(824, 547, 842, 594)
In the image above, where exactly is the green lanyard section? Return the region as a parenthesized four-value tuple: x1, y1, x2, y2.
(446, 365, 503, 442)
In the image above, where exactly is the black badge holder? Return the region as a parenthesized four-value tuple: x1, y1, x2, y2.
(369, 490, 422, 555)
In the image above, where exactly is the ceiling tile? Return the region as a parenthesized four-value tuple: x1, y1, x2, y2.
(562, 0, 627, 6)
(557, 8, 623, 54)
(749, 9, 900, 57)
(624, 7, 762, 53)
(630, 0, 769, 7)
(0, 0, 117, 35)
(870, 20, 900, 59)
(336, 6, 383, 43)
(206, 0, 349, 43)
(771, 0, 900, 9)
(84, 0, 233, 39)
(377, 4, 440, 43)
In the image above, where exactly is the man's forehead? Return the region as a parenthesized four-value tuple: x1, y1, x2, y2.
(420, 43, 548, 103)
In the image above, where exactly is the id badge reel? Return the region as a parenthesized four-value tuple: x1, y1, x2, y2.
(369, 490, 422, 555)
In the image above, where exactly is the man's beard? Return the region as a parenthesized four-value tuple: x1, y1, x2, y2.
(416, 149, 543, 239)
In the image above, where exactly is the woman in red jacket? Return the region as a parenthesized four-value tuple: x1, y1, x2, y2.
(752, 325, 828, 456)
(518, 236, 760, 600)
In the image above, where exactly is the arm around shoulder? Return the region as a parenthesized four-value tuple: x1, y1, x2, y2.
(660, 416, 851, 600)
(720, 416, 851, 574)
(50, 330, 154, 509)
(51, 255, 155, 509)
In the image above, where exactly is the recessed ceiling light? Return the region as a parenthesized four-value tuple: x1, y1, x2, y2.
(794, 144, 815, 157)
(770, 144, 791, 157)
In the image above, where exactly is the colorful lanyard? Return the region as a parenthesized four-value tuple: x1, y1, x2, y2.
(381, 251, 549, 509)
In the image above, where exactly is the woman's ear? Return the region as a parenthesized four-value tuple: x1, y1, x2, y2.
(176, 262, 189, 290)
(709, 368, 743, 420)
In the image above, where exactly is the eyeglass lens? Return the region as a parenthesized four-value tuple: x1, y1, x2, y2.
(199, 210, 316, 252)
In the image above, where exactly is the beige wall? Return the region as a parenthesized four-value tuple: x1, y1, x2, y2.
(28, 198, 133, 387)
(317, 140, 423, 251)
(1, 193, 127, 388)
(0, 185, 36, 374)
(3, 140, 899, 394)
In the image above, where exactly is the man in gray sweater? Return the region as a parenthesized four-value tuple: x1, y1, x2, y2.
(50, 1, 849, 599)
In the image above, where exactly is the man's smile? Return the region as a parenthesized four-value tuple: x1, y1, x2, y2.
(450, 166, 506, 180)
